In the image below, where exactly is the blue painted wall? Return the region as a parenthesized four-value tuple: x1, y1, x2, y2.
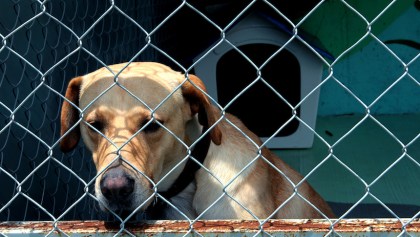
(317, 6, 419, 116)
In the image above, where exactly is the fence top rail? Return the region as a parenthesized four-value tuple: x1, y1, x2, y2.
(0, 219, 419, 236)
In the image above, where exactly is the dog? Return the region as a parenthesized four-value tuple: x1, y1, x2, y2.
(60, 62, 334, 219)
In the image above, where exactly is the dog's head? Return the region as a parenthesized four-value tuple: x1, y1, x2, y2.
(60, 62, 221, 215)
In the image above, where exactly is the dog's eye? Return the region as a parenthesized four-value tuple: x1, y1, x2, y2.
(141, 120, 163, 133)
(87, 120, 104, 133)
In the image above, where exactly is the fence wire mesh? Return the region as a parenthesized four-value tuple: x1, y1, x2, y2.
(0, 0, 419, 236)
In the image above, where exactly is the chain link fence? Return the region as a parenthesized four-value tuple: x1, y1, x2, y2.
(0, 0, 419, 236)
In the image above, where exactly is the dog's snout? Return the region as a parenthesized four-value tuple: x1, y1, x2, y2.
(100, 167, 134, 201)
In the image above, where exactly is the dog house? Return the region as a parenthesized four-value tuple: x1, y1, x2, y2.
(194, 13, 326, 149)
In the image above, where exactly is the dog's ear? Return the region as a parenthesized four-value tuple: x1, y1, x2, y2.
(60, 76, 83, 152)
(182, 74, 222, 145)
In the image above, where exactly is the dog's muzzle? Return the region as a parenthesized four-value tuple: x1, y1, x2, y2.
(98, 166, 140, 214)
(100, 166, 135, 202)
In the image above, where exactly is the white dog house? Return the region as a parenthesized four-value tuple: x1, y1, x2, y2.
(194, 13, 326, 149)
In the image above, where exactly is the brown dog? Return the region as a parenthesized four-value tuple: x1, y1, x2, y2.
(60, 62, 334, 219)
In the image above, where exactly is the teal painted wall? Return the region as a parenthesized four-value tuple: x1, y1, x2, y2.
(317, 6, 419, 116)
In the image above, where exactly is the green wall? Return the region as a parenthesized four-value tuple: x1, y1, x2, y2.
(317, 6, 419, 116)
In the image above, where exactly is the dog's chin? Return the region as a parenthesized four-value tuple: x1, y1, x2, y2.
(98, 195, 154, 219)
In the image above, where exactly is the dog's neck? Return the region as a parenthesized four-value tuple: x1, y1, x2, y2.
(161, 116, 208, 198)
(155, 116, 202, 191)
(147, 116, 210, 215)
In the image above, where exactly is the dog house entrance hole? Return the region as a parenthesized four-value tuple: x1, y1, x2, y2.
(216, 43, 301, 138)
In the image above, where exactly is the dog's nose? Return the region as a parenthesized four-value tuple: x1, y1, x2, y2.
(100, 167, 134, 201)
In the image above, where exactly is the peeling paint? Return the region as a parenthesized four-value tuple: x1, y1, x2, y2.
(0, 219, 418, 236)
